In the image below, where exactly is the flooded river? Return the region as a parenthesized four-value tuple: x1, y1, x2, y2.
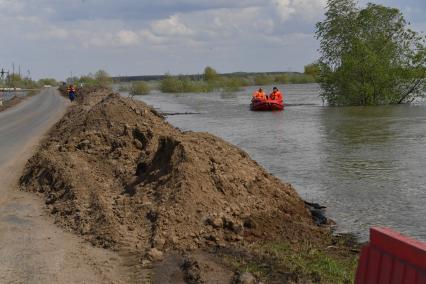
(126, 84, 426, 241)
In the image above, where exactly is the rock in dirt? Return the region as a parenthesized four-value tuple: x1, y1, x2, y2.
(232, 272, 258, 284)
(181, 257, 202, 284)
(20, 89, 327, 255)
(148, 248, 164, 262)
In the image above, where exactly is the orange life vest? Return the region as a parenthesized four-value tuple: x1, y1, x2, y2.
(253, 91, 266, 100)
(270, 91, 283, 101)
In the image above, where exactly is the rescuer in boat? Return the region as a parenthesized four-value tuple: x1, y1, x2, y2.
(67, 85, 76, 102)
(269, 87, 283, 101)
(252, 88, 266, 100)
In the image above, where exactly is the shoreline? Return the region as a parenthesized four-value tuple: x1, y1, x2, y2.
(21, 87, 359, 283)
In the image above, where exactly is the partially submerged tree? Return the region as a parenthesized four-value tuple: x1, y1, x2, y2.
(203, 66, 218, 81)
(304, 63, 320, 79)
(316, 0, 426, 105)
(130, 81, 150, 96)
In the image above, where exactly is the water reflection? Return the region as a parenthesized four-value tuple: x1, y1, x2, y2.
(318, 104, 426, 240)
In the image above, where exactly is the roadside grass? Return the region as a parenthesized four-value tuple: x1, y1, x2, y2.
(222, 239, 358, 283)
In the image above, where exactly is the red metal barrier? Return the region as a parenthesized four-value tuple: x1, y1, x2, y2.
(356, 227, 426, 284)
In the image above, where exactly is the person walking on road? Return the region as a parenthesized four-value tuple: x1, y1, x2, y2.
(67, 85, 76, 102)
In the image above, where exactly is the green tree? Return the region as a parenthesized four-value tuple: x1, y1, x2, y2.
(304, 63, 320, 79)
(130, 81, 150, 95)
(203, 66, 218, 81)
(38, 78, 58, 87)
(93, 70, 113, 88)
(316, 0, 426, 105)
(7, 73, 37, 89)
(78, 75, 96, 86)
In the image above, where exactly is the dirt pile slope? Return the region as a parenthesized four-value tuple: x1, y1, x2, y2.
(21, 90, 326, 254)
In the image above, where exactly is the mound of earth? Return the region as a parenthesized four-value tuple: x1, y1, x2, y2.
(20, 90, 327, 255)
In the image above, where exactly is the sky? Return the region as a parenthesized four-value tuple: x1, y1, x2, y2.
(0, 0, 425, 80)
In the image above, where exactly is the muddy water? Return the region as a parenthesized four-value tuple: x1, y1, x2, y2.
(127, 84, 426, 241)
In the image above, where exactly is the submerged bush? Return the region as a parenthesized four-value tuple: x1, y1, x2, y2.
(254, 74, 275, 85)
(130, 81, 150, 95)
(273, 74, 316, 84)
(160, 74, 212, 93)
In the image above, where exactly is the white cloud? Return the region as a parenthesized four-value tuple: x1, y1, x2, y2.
(117, 30, 140, 46)
(46, 27, 69, 39)
(273, 0, 326, 21)
(150, 15, 194, 36)
(1, 0, 422, 79)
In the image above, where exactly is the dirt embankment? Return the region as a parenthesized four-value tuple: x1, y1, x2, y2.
(20, 90, 338, 282)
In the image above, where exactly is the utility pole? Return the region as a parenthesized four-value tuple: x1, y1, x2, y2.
(0, 68, 10, 104)
(12, 62, 15, 88)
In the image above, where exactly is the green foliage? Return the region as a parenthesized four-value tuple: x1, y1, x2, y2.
(221, 77, 247, 91)
(262, 242, 357, 283)
(130, 81, 150, 95)
(67, 70, 113, 89)
(304, 63, 320, 79)
(5, 73, 38, 89)
(316, 0, 426, 105)
(204, 66, 218, 81)
(254, 74, 274, 85)
(160, 68, 245, 93)
(160, 74, 196, 93)
(274, 73, 316, 84)
(93, 70, 113, 88)
(37, 78, 58, 87)
(158, 66, 319, 93)
(223, 240, 358, 283)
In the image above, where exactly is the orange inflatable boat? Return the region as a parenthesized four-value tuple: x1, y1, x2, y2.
(250, 98, 284, 111)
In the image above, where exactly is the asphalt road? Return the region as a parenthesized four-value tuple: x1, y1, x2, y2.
(0, 89, 125, 283)
(0, 88, 67, 165)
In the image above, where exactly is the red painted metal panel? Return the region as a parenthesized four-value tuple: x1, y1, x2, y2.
(390, 260, 405, 284)
(355, 227, 426, 284)
(370, 228, 426, 270)
(356, 247, 371, 283)
(417, 272, 426, 284)
(366, 248, 382, 284)
(378, 253, 393, 283)
(404, 266, 417, 284)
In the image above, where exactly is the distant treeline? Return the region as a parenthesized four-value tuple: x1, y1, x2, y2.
(0, 74, 58, 90)
(113, 68, 318, 94)
(64, 67, 318, 95)
(113, 71, 312, 83)
(113, 66, 319, 94)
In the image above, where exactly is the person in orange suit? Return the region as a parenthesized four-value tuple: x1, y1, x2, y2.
(252, 88, 266, 100)
(269, 86, 283, 101)
(67, 85, 76, 102)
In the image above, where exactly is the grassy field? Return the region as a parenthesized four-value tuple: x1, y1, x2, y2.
(221, 235, 359, 283)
